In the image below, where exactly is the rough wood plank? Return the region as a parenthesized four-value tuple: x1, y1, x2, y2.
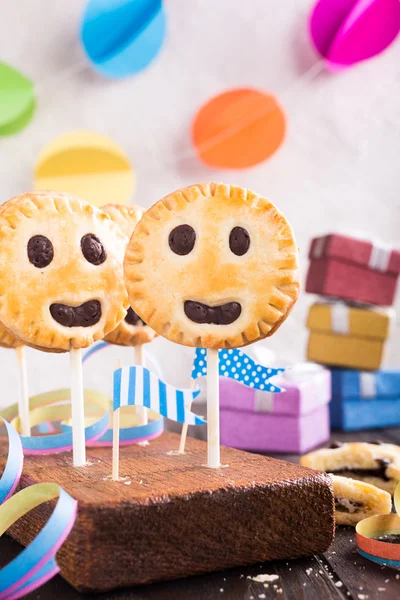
(1, 536, 347, 600)
(0, 433, 334, 593)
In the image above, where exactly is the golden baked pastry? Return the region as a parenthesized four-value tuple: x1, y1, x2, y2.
(330, 474, 391, 526)
(124, 183, 299, 349)
(102, 204, 158, 347)
(0, 321, 22, 349)
(0, 191, 129, 352)
(301, 441, 400, 495)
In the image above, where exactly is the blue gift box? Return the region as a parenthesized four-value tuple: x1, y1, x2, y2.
(330, 368, 400, 431)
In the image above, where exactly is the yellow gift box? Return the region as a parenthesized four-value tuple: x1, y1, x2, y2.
(306, 302, 390, 371)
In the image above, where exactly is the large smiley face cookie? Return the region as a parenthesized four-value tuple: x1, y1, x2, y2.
(0, 191, 129, 352)
(102, 204, 158, 347)
(124, 183, 299, 349)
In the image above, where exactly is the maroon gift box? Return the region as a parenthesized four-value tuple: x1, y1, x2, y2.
(306, 234, 400, 306)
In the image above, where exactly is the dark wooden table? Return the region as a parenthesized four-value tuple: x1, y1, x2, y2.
(2, 427, 400, 600)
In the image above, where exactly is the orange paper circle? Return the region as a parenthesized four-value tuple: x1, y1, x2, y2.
(192, 88, 286, 169)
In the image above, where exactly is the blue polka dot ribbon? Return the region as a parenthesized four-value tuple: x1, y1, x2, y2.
(191, 348, 284, 392)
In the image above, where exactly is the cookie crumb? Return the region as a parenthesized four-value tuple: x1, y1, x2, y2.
(247, 574, 279, 583)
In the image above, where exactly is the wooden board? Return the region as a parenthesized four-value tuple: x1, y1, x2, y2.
(0, 432, 335, 593)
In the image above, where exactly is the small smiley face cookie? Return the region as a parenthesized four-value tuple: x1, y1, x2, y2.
(102, 204, 158, 347)
(0, 322, 22, 349)
(0, 191, 129, 352)
(124, 183, 299, 349)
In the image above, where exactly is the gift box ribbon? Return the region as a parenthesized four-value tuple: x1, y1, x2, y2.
(312, 234, 393, 272)
(359, 372, 376, 398)
(315, 299, 394, 337)
(254, 363, 327, 413)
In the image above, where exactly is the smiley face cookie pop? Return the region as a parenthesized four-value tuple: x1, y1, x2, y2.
(0, 191, 128, 352)
(0, 191, 129, 466)
(124, 183, 299, 348)
(102, 204, 157, 348)
(124, 183, 299, 467)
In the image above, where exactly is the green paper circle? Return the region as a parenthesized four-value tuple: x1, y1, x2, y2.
(0, 62, 36, 136)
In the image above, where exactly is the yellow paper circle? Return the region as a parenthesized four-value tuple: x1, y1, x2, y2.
(34, 131, 135, 207)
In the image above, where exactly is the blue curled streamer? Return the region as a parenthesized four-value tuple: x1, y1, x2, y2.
(22, 409, 110, 455)
(1, 389, 110, 455)
(0, 418, 23, 505)
(0, 417, 78, 599)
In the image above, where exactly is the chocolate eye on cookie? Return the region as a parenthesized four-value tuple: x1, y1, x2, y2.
(168, 224, 196, 255)
(229, 226, 250, 256)
(81, 233, 107, 265)
(27, 235, 54, 268)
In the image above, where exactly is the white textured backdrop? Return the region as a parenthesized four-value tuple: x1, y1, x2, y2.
(0, 0, 399, 406)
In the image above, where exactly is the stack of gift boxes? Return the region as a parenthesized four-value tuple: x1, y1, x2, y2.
(305, 233, 400, 431)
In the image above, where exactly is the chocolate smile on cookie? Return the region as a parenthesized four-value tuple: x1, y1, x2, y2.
(184, 300, 241, 325)
(125, 307, 146, 327)
(50, 300, 102, 327)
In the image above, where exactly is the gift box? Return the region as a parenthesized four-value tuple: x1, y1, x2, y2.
(219, 363, 331, 454)
(330, 368, 400, 431)
(306, 233, 400, 306)
(306, 302, 390, 371)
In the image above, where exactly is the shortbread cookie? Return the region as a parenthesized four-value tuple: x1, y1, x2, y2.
(124, 183, 299, 349)
(330, 474, 391, 526)
(102, 204, 157, 347)
(301, 441, 400, 495)
(0, 322, 21, 349)
(0, 191, 129, 352)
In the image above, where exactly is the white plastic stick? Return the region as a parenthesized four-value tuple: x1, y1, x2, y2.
(207, 348, 220, 468)
(112, 359, 121, 481)
(112, 408, 120, 481)
(134, 345, 148, 426)
(178, 379, 195, 454)
(16, 345, 30, 437)
(69, 347, 86, 467)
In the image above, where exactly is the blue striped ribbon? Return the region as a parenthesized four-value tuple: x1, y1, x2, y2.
(113, 366, 204, 425)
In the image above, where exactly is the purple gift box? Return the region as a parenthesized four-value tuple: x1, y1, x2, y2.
(220, 363, 331, 454)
